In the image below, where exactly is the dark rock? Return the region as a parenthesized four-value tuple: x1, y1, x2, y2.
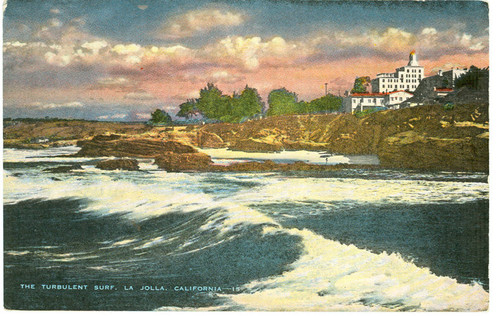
(44, 165, 83, 173)
(75, 137, 197, 158)
(155, 152, 213, 172)
(208, 160, 372, 172)
(95, 159, 139, 171)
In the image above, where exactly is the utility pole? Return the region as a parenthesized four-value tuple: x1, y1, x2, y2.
(324, 83, 328, 96)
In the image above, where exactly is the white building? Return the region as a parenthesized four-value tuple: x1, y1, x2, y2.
(342, 93, 385, 113)
(343, 90, 413, 113)
(384, 91, 414, 109)
(372, 51, 425, 93)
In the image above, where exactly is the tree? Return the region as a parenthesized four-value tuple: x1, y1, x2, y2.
(225, 85, 264, 122)
(176, 99, 199, 119)
(196, 83, 230, 120)
(309, 94, 343, 113)
(455, 66, 489, 91)
(150, 109, 172, 125)
(351, 76, 371, 94)
(190, 83, 265, 123)
(267, 88, 299, 116)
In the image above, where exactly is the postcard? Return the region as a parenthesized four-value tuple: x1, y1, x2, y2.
(3, 0, 489, 311)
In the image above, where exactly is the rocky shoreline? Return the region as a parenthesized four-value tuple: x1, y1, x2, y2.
(4, 103, 489, 172)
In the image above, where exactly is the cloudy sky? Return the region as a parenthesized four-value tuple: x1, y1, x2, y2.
(3, 0, 489, 121)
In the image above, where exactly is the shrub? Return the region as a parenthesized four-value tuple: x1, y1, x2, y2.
(443, 103, 455, 111)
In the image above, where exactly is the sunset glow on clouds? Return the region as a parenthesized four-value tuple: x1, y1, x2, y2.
(3, 0, 489, 121)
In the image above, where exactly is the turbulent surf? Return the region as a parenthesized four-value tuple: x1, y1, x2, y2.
(3, 147, 489, 311)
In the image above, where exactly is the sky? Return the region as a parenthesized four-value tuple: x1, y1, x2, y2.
(3, 0, 489, 121)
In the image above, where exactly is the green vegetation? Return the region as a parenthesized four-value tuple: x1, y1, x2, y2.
(455, 66, 489, 90)
(354, 107, 385, 118)
(351, 76, 371, 94)
(308, 94, 343, 113)
(443, 102, 455, 110)
(196, 83, 231, 121)
(267, 88, 342, 116)
(176, 100, 199, 119)
(176, 83, 264, 123)
(176, 83, 342, 122)
(149, 109, 173, 125)
(267, 88, 300, 116)
(226, 85, 264, 123)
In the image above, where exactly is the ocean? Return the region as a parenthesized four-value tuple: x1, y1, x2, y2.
(3, 146, 489, 311)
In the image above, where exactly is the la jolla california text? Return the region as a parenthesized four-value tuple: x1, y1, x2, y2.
(19, 283, 239, 292)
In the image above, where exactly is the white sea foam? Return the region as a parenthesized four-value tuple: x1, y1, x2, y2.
(217, 227, 489, 311)
(3, 146, 88, 163)
(232, 176, 489, 205)
(197, 148, 379, 165)
(4, 148, 489, 311)
(4, 170, 217, 220)
(6, 250, 31, 256)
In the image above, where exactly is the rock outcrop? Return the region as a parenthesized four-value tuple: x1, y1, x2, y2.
(95, 159, 139, 171)
(155, 152, 212, 172)
(5, 102, 488, 172)
(208, 160, 381, 172)
(43, 165, 83, 173)
(199, 103, 488, 172)
(378, 131, 488, 171)
(74, 136, 197, 158)
(197, 131, 226, 148)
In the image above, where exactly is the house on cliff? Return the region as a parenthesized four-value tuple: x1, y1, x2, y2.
(342, 90, 413, 113)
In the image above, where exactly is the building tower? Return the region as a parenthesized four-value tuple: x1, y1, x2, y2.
(408, 50, 419, 66)
(371, 50, 425, 93)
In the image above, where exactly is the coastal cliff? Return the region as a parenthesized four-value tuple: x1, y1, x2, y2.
(3, 103, 488, 172)
(197, 103, 488, 171)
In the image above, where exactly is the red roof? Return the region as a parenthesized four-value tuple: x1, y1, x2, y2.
(386, 90, 413, 95)
(351, 90, 413, 97)
(351, 93, 386, 97)
(435, 88, 453, 92)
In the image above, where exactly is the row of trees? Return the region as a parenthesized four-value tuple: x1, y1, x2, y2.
(267, 88, 342, 116)
(175, 83, 342, 123)
(176, 83, 263, 123)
